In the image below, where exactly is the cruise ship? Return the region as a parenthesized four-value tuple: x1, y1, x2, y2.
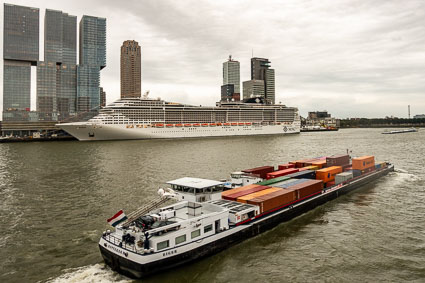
(57, 97, 300, 141)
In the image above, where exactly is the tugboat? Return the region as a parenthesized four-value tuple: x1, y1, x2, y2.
(99, 155, 394, 278)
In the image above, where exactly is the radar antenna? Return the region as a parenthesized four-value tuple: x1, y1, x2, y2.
(142, 90, 150, 99)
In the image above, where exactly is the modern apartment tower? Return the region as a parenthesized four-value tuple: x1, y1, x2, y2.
(38, 9, 77, 121)
(3, 4, 39, 121)
(77, 15, 106, 113)
(244, 57, 275, 104)
(121, 40, 141, 98)
(221, 55, 240, 102)
(242, 80, 265, 100)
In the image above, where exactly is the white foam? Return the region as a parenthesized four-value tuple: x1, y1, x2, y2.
(46, 264, 132, 283)
(393, 169, 421, 182)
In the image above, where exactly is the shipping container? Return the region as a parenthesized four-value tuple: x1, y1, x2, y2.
(285, 170, 316, 179)
(316, 166, 343, 183)
(266, 168, 299, 179)
(375, 164, 381, 169)
(237, 187, 282, 203)
(311, 160, 326, 169)
(325, 181, 335, 188)
(335, 172, 354, 185)
(256, 176, 290, 186)
(303, 156, 326, 166)
(242, 166, 275, 179)
(361, 167, 375, 174)
(278, 163, 295, 170)
(352, 156, 375, 170)
(302, 165, 319, 171)
(275, 178, 309, 188)
(288, 179, 323, 199)
(351, 169, 362, 178)
(344, 166, 352, 172)
(222, 184, 262, 197)
(246, 189, 297, 213)
(222, 185, 270, 201)
(326, 154, 350, 167)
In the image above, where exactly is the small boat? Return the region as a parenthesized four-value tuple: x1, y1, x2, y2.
(382, 128, 418, 134)
(209, 123, 216, 127)
(193, 124, 200, 127)
(201, 123, 209, 127)
(231, 123, 238, 126)
(184, 124, 192, 127)
(175, 124, 183, 127)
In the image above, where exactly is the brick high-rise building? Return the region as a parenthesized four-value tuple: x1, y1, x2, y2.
(120, 40, 141, 98)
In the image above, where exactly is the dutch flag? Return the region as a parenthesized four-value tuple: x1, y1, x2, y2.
(107, 210, 128, 227)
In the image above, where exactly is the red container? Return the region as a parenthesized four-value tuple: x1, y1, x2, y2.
(288, 179, 323, 199)
(278, 163, 295, 170)
(247, 189, 297, 213)
(222, 185, 270, 201)
(266, 168, 299, 180)
(242, 166, 275, 179)
(326, 154, 350, 167)
(325, 181, 335, 188)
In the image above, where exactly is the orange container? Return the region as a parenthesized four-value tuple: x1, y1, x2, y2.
(311, 160, 326, 169)
(247, 189, 297, 213)
(237, 187, 282, 203)
(316, 166, 342, 183)
(222, 184, 262, 197)
(352, 156, 375, 170)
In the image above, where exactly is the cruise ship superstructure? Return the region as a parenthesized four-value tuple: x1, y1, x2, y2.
(58, 97, 300, 141)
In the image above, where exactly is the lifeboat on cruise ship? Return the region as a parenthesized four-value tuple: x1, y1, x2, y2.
(193, 124, 200, 127)
(276, 122, 281, 125)
(184, 124, 192, 127)
(238, 123, 245, 126)
(155, 124, 164, 128)
(231, 123, 238, 126)
(209, 123, 216, 127)
(175, 124, 183, 127)
(126, 125, 134, 128)
(216, 123, 222, 126)
(201, 123, 209, 127)
(136, 125, 143, 128)
(224, 123, 230, 126)
(261, 122, 269, 125)
(166, 124, 174, 128)
(245, 122, 252, 126)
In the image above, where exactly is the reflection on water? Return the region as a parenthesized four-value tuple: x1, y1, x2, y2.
(0, 129, 424, 282)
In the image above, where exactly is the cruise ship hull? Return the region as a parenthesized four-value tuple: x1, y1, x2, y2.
(58, 122, 300, 141)
(99, 165, 393, 278)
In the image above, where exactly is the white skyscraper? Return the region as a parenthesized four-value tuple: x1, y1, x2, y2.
(221, 55, 240, 101)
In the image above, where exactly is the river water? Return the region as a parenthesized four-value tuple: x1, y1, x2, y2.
(0, 128, 424, 282)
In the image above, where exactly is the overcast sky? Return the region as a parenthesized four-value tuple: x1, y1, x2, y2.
(1, 0, 424, 118)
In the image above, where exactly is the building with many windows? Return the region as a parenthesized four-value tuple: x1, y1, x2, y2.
(221, 56, 240, 102)
(3, 4, 39, 121)
(121, 40, 141, 98)
(44, 9, 77, 65)
(249, 57, 275, 104)
(242, 80, 265, 100)
(77, 15, 106, 114)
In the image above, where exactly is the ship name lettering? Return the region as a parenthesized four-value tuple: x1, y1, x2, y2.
(163, 249, 177, 256)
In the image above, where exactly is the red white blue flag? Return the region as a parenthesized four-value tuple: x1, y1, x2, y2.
(107, 210, 128, 227)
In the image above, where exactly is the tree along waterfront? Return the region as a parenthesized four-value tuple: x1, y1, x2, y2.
(340, 118, 425, 128)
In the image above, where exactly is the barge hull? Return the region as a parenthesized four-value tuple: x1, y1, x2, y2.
(99, 165, 393, 278)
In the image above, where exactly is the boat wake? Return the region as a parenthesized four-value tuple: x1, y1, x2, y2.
(46, 264, 131, 283)
(393, 169, 422, 182)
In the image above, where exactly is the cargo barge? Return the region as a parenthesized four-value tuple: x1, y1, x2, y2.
(99, 154, 393, 278)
